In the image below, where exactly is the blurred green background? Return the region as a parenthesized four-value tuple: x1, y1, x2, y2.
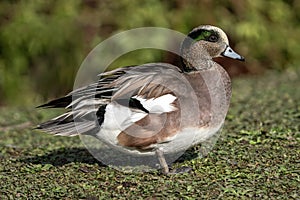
(1, 0, 300, 106)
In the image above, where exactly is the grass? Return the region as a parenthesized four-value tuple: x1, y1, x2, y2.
(0, 69, 299, 199)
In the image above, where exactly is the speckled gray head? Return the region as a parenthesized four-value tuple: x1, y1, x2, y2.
(181, 25, 245, 71)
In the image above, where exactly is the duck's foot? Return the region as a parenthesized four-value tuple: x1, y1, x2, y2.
(155, 148, 193, 175)
(169, 166, 193, 174)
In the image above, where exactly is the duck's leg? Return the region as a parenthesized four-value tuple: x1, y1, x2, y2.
(155, 148, 169, 174)
(156, 148, 193, 174)
(155, 148, 194, 174)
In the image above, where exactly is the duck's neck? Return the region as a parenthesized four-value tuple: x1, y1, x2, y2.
(180, 40, 214, 72)
(181, 52, 214, 72)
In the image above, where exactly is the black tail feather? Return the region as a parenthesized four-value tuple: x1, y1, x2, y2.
(37, 96, 72, 108)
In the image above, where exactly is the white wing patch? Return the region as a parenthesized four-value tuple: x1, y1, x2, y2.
(133, 94, 177, 113)
(98, 102, 147, 145)
(102, 102, 147, 131)
(97, 94, 177, 146)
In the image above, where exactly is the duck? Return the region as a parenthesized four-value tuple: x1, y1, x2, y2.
(37, 25, 244, 174)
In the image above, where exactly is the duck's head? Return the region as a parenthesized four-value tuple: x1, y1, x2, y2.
(181, 25, 245, 71)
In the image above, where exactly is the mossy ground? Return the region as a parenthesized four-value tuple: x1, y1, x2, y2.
(0, 69, 299, 199)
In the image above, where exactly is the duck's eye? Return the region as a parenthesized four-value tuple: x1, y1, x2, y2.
(208, 35, 218, 42)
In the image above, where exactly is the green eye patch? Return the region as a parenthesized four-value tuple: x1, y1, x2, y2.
(187, 29, 217, 42)
(193, 30, 212, 41)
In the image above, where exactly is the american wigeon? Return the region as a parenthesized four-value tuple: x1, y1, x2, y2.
(37, 25, 244, 174)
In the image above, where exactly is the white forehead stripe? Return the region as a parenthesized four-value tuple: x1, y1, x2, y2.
(133, 94, 177, 113)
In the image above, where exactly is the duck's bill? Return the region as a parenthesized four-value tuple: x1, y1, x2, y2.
(222, 45, 245, 61)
